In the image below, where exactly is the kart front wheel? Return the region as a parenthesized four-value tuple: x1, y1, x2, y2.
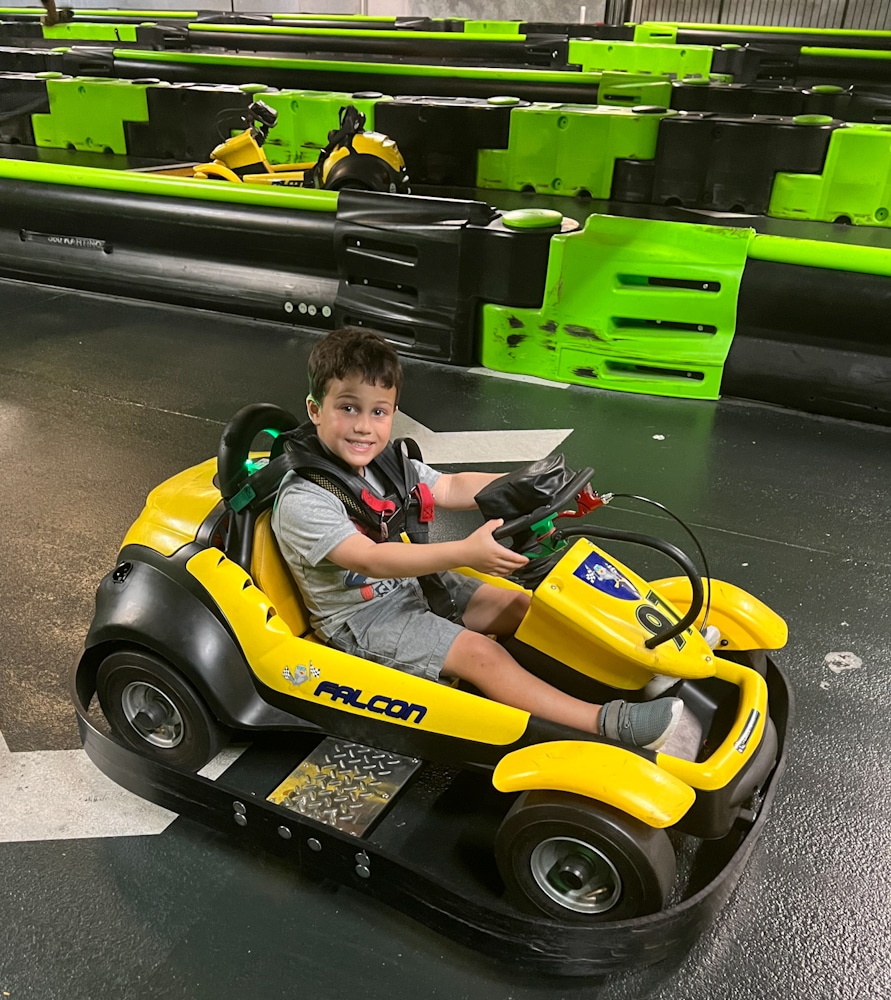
(96, 649, 225, 771)
(495, 791, 676, 922)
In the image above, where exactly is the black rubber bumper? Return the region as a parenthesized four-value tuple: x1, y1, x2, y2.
(71, 658, 792, 977)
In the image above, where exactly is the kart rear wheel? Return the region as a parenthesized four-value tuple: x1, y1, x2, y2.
(496, 791, 676, 922)
(96, 649, 225, 771)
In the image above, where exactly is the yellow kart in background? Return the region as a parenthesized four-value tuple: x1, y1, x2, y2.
(168, 99, 411, 192)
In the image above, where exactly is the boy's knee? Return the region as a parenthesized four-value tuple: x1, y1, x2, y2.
(442, 629, 504, 682)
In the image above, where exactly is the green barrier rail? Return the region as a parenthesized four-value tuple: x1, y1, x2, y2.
(639, 21, 891, 39)
(0, 157, 338, 210)
(769, 123, 891, 227)
(187, 23, 527, 43)
(107, 47, 606, 86)
(481, 214, 752, 400)
(748, 232, 891, 277)
(800, 45, 891, 60)
(0, 6, 198, 15)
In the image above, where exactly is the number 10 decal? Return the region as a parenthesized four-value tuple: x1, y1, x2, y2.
(635, 590, 687, 650)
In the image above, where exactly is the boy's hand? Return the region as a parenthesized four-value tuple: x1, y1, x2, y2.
(463, 520, 530, 576)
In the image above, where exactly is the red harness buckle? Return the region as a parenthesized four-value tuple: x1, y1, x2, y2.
(413, 483, 436, 523)
(360, 489, 397, 516)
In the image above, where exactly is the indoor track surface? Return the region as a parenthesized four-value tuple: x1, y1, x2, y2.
(1, 276, 888, 1000)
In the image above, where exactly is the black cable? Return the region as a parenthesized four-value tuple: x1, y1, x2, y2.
(602, 493, 712, 632)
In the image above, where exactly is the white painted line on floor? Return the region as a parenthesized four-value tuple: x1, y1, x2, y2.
(0, 730, 245, 843)
(393, 412, 571, 465)
(467, 368, 571, 389)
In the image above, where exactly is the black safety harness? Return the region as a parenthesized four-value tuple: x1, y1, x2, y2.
(231, 423, 461, 622)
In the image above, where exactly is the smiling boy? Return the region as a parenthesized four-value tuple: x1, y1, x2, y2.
(272, 327, 682, 750)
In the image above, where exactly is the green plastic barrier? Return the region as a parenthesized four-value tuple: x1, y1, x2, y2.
(477, 104, 671, 198)
(568, 38, 713, 77)
(481, 214, 752, 400)
(596, 70, 674, 107)
(633, 24, 678, 44)
(32, 78, 150, 155)
(768, 123, 891, 227)
(465, 20, 522, 35)
(42, 23, 139, 41)
(0, 157, 338, 210)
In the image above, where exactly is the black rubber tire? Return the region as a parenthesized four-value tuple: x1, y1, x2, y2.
(96, 649, 225, 771)
(496, 791, 676, 922)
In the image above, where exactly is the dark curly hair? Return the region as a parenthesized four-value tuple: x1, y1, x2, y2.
(307, 327, 403, 401)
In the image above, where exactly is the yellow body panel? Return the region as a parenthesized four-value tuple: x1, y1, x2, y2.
(122, 458, 220, 556)
(651, 576, 788, 651)
(493, 741, 695, 828)
(193, 162, 241, 182)
(515, 539, 716, 690)
(657, 657, 768, 791)
(186, 547, 532, 745)
(209, 129, 266, 169)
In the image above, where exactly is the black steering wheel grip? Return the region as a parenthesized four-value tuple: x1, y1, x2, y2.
(491, 467, 595, 543)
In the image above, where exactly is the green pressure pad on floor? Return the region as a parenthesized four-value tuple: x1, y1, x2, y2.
(481, 214, 753, 400)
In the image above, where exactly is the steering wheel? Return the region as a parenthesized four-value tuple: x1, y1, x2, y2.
(491, 466, 595, 547)
(217, 402, 300, 503)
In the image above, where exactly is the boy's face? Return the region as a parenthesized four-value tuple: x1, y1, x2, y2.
(307, 374, 397, 474)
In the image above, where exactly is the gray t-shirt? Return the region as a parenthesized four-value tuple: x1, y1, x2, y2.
(271, 459, 441, 639)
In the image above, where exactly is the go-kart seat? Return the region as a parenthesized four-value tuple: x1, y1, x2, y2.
(250, 509, 315, 640)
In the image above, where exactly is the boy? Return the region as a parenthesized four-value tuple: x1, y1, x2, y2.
(272, 328, 682, 750)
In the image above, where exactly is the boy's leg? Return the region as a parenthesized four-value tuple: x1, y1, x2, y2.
(443, 630, 600, 733)
(461, 582, 530, 637)
(442, 629, 683, 750)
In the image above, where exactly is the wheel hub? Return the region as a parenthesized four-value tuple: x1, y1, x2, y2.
(530, 836, 622, 914)
(120, 681, 184, 748)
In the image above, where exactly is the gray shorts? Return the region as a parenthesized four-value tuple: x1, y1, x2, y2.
(327, 572, 484, 682)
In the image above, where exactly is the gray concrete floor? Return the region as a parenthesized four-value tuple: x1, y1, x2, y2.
(0, 277, 889, 999)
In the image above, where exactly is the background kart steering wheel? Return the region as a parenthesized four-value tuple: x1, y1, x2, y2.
(491, 466, 595, 548)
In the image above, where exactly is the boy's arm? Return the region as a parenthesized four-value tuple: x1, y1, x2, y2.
(327, 518, 527, 579)
(432, 471, 505, 511)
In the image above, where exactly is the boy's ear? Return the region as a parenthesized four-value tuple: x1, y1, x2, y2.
(306, 393, 321, 424)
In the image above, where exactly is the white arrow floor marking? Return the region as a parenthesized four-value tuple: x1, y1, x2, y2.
(0, 730, 244, 843)
(4, 415, 570, 841)
(392, 412, 571, 465)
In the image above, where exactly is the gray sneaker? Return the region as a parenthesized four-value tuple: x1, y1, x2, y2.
(599, 698, 684, 751)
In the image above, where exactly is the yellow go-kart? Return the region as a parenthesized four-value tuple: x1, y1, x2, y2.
(72, 403, 790, 968)
(189, 99, 410, 192)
